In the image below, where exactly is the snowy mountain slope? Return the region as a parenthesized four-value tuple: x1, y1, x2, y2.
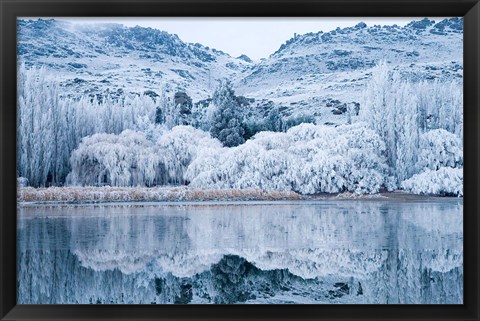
(235, 18, 463, 123)
(18, 17, 462, 125)
(17, 19, 253, 102)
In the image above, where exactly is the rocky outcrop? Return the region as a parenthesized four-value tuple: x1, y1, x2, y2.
(174, 91, 193, 115)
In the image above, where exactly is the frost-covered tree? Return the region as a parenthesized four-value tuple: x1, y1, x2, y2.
(156, 126, 223, 185)
(186, 122, 391, 194)
(159, 88, 196, 130)
(283, 114, 316, 130)
(17, 64, 160, 187)
(416, 80, 463, 137)
(68, 130, 161, 187)
(390, 81, 421, 182)
(400, 129, 463, 196)
(401, 168, 463, 196)
(133, 114, 165, 143)
(416, 129, 463, 171)
(360, 61, 416, 183)
(361, 61, 462, 184)
(243, 107, 287, 140)
(67, 126, 223, 187)
(17, 65, 59, 187)
(209, 80, 245, 147)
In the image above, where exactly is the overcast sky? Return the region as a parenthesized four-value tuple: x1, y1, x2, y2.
(56, 17, 427, 60)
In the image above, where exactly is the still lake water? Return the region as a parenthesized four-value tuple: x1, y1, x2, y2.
(17, 199, 463, 304)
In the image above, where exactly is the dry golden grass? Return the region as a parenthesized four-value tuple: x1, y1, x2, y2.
(18, 186, 302, 203)
(334, 192, 387, 199)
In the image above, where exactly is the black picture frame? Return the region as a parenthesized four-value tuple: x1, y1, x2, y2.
(1, 0, 479, 320)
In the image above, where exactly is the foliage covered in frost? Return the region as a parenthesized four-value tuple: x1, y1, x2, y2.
(209, 80, 245, 147)
(400, 168, 463, 196)
(400, 129, 463, 196)
(18, 61, 463, 196)
(187, 123, 390, 194)
(68, 126, 222, 187)
(17, 65, 64, 187)
(416, 129, 463, 171)
(360, 61, 463, 185)
(17, 65, 161, 187)
(17, 177, 29, 188)
(156, 126, 223, 185)
(68, 130, 160, 187)
(70, 122, 391, 194)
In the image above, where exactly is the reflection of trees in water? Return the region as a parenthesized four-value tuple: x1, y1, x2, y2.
(366, 205, 463, 304)
(17, 250, 462, 304)
(17, 201, 463, 304)
(366, 249, 462, 304)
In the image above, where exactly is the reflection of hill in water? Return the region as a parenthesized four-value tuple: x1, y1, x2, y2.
(17, 201, 463, 304)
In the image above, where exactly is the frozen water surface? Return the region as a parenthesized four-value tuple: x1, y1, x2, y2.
(17, 199, 463, 304)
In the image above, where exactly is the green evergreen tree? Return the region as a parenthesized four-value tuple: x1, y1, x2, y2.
(265, 107, 284, 132)
(210, 80, 245, 147)
(155, 106, 164, 124)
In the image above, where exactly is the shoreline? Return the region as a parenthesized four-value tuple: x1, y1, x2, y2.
(17, 186, 302, 204)
(17, 186, 462, 205)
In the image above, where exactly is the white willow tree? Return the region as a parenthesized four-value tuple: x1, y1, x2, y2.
(401, 168, 463, 196)
(68, 126, 222, 187)
(186, 123, 391, 194)
(156, 126, 223, 185)
(68, 130, 161, 187)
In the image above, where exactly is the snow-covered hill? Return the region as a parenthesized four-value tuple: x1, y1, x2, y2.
(17, 17, 462, 124)
(235, 18, 462, 122)
(17, 19, 253, 102)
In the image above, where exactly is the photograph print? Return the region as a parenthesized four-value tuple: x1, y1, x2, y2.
(16, 17, 463, 304)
